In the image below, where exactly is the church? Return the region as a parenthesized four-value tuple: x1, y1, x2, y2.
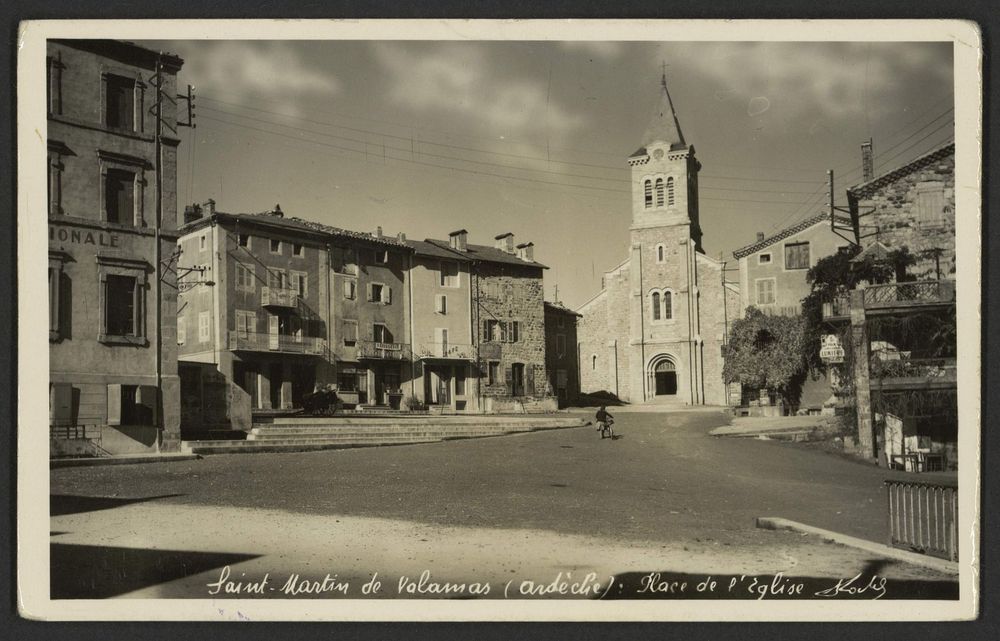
(577, 75, 739, 406)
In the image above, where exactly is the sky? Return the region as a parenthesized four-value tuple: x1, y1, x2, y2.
(143, 39, 955, 309)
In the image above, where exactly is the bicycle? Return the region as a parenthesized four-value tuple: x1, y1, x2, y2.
(598, 418, 615, 439)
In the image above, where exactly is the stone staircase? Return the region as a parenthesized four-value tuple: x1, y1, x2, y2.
(180, 414, 589, 455)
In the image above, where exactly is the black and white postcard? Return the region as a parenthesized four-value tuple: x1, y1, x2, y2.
(17, 19, 982, 621)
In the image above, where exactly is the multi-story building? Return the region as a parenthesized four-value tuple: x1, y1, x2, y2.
(323, 225, 412, 409)
(577, 74, 738, 406)
(47, 39, 185, 454)
(406, 232, 478, 412)
(544, 301, 581, 407)
(733, 214, 852, 318)
(176, 203, 333, 431)
(823, 142, 957, 468)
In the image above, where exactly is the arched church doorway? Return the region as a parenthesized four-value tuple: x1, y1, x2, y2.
(648, 356, 678, 397)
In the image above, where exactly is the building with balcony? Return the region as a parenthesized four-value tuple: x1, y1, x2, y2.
(47, 40, 185, 455)
(824, 143, 958, 469)
(544, 301, 581, 407)
(176, 204, 332, 430)
(406, 234, 478, 412)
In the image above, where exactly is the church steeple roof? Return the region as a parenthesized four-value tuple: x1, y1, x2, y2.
(640, 71, 686, 150)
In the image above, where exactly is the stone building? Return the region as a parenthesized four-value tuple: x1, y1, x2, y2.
(824, 142, 958, 467)
(47, 40, 185, 454)
(544, 301, 581, 407)
(577, 75, 739, 406)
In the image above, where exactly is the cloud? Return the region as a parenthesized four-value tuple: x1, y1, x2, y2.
(674, 41, 952, 122)
(370, 42, 588, 141)
(180, 41, 340, 114)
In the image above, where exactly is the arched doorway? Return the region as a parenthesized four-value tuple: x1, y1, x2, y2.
(647, 356, 678, 397)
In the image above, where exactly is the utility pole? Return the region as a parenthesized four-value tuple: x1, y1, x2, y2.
(153, 54, 163, 450)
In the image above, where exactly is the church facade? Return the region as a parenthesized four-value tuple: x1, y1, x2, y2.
(577, 76, 739, 406)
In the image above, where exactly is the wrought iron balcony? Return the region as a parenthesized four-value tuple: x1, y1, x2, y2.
(228, 331, 327, 356)
(356, 339, 412, 361)
(261, 286, 299, 308)
(413, 341, 475, 361)
(863, 280, 955, 309)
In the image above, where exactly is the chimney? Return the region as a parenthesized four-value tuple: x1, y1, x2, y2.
(271, 203, 284, 218)
(183, 203, 203, 224)
(203, 199, 216, 216)
(495, 232, 515, 254)
(861, 138, 875, 182)
(449, 229, 468, 252)
(374, 226, 383, 238)
(397, 232, 407, 242)
(516, 242, 534, 262)
(756, 232, 765, 242)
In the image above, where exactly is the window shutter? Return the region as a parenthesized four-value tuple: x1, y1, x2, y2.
(512, 321, 519, 343)
(50, 383, 73, 426)
(526, 365, 535, 396)
(367, 284, 374, 302)
(268, 313, 280, 350)
(384, 286, 392, 304)
(107, 383, 122, 426)
(504, 365, 513, 392)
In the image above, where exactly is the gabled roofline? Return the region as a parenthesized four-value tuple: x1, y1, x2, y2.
(847, 142, 955, 199)
(732, 213, 852, 259)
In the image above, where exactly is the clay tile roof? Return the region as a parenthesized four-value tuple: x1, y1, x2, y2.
(732, 213, 851, 259)
(847, 142, 955, 199)
(544, 300, 582, 317)
(425, 239, 548, 269)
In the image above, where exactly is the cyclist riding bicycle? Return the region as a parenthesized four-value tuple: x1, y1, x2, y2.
(596, 406, 614, 438)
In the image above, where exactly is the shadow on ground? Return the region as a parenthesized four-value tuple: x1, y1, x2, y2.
(601, 562, 958, 600)
(51, 493, 184, 516)
(50, 543, 259, 598)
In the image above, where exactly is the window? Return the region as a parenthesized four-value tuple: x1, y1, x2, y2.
(293, 243, 304, 257)
(48, 147, 64, 216)
(342, 319, 358, 345)
(337, 371, 359, 391)
(656, 244, 665, 263)
(436, 294, 448, 314)
(756, 278, 776, 305)
(558, 315, 565, 329)
(644, 179, 653, 208)
(758, 253, 772, 265)
(373, 323, 392, 343)
(105, 74, 136, 131)
(337, 247, 358, 274)
(104, 168, 135, 225)
(440, 261, 460, 287)
(48, 263, 61, 340)
(266, 268, 285, 291)
(343, 279, 356, 300)
(107, 384, 157, 427)
(655, 178, 664, 207)
(488, 361, 501, 385)
(784, 242, 810, 270)
(199, 234, 207, 251)
(98, 257, 147, 343)
(662, 291, 673, 320)
(482, 319, 519, 343)
(652, 292, 661, 321)
(198, 311, 211, 342)
(235, 310, 256, 337)
(47, 54, 63, 115)
(290, 271, 307, 298)
(238, 233, 250, 248)
(455, 367, 466, 396)
(269, 238, 282, 255)
(916, 182, 946, 226)
(667, 177, 675, 206)
(236, 263, 255, 292)
(483, 319, 500, 342)
(370, 283, 383, 302)
(374, 249, 389, 264)
(556, 334, 566, 357)
(591, 355, 598, 370)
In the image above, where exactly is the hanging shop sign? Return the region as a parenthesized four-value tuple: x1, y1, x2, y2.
(819, 334, 845, 363)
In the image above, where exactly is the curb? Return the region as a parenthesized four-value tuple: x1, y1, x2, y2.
(755, 516, 959, 575)
(50, 454, 201, 469)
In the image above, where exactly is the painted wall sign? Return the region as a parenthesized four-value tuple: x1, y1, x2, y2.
(49, 225, 120, 248)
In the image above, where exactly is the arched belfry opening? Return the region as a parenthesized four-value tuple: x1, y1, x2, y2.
(647, 355, 678, 397)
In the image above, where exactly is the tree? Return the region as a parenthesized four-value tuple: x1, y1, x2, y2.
(722, 307, 809, 410)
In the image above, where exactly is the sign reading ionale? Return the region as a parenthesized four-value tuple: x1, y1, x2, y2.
(49, 225, 121, 248)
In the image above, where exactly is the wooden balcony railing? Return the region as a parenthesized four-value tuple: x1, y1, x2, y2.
(261, 286, 300, 308)
(228, 331, 327, 356)
(863, 280, 955, 308)
(821, 295, 852, 320)
(413, 341, 475, 361)
(356, 340, 411, 361)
